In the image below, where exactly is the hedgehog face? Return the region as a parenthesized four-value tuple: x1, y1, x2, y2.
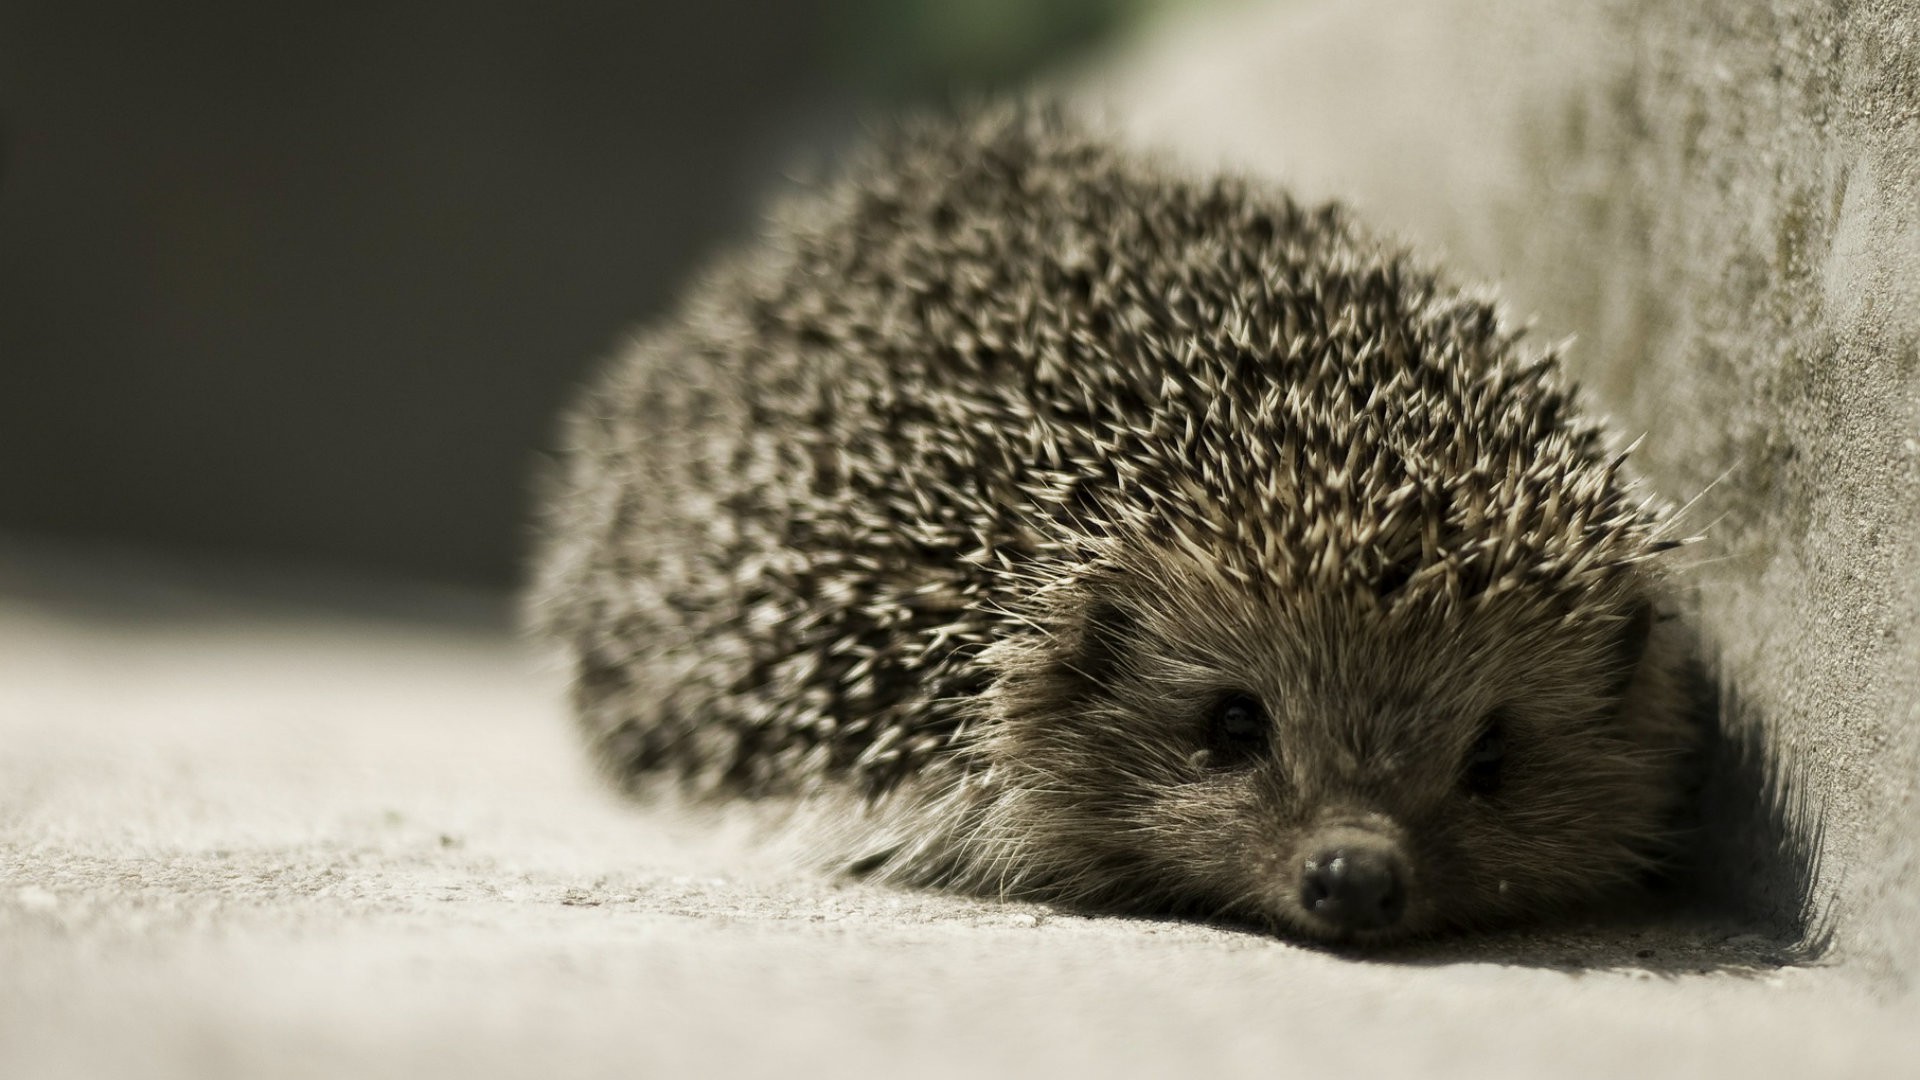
(978, 545, 1694, 945)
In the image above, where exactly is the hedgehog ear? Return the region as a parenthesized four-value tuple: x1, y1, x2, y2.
(1609, 601, 1655, 697)
(1068, 598, 1136, 692)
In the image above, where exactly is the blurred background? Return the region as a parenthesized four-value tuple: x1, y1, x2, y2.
(0, 0, 1210, 590)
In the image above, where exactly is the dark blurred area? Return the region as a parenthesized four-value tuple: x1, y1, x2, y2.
(0, 0, 1157, 588)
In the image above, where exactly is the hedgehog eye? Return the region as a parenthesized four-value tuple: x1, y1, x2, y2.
(1462, 718, 1506, 796)
(1204, 692, 1271, 767)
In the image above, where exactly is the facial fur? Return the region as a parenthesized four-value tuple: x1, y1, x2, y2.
(952, 542, 1693, 943)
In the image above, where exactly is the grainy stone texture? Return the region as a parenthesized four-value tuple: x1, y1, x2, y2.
(1094, 0, 1920, 986)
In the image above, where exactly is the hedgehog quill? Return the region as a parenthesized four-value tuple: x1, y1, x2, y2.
(529, 107, 1698, 944)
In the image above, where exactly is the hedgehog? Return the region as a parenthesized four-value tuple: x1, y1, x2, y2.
(527, 106, 1699, 944)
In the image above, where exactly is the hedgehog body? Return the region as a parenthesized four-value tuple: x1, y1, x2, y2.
(529, 109, 1698, 943)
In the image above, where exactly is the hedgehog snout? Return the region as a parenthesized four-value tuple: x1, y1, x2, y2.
(1295, 823, 1410, 935)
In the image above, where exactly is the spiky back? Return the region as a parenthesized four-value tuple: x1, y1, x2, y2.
(531, 107, 1671, 800)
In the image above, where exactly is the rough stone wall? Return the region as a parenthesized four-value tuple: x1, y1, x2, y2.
(1094, 0, 1920, 983)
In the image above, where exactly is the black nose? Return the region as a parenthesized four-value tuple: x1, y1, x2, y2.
(1299, 847, 1407, 933)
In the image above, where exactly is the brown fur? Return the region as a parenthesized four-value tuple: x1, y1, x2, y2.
(528, 105, 1698, 943)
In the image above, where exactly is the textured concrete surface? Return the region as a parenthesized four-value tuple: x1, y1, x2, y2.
(1094, 0, 1920, 984)
(2, 552, 1917, 1079)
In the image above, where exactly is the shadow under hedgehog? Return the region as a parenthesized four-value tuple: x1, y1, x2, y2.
(527, 104, 1699, 946)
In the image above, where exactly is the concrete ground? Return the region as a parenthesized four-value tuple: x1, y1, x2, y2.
(2, 549, 1916, 1079)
